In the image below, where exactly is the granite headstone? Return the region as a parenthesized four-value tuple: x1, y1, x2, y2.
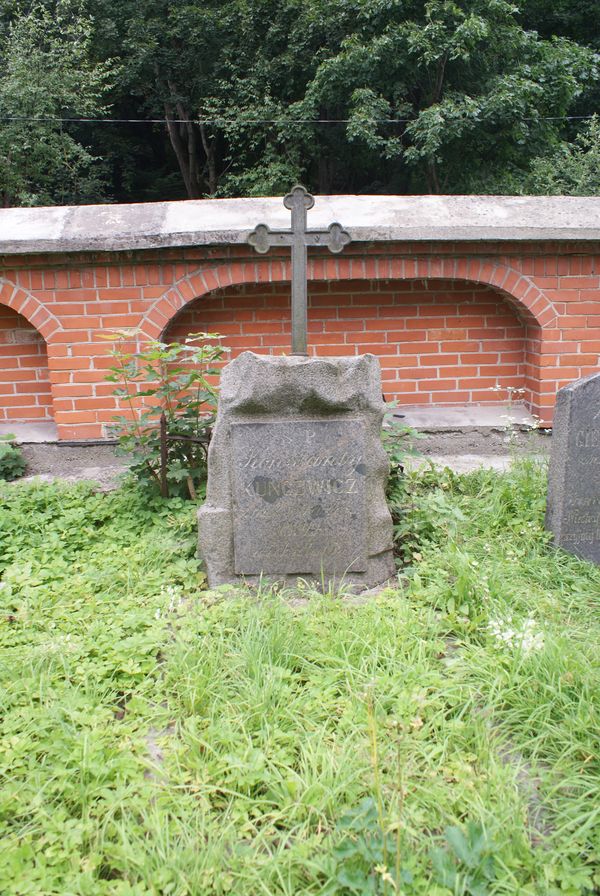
(546, 371, 600, 564)
(198, 351, 395, 590)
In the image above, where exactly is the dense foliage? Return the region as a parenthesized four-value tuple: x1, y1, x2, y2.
(1, 0, 599, 206)
(1, 463, 599, 893)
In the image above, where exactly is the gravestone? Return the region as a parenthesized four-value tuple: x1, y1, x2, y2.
(198, 185, 395, 590)
(546, 372, 600, 563)
(198, 351, 395, 589)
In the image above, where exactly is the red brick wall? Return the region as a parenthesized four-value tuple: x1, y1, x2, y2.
(0, 306, 53, 422)
(165, 279, 528, 407)
(0, 244, 598, 439)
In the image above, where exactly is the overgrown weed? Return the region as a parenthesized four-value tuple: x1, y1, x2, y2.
(1, 463, 599, 894)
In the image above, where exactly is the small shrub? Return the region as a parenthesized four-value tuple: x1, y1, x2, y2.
(381, 424, 468, 567)
(0, 435, 26, 481)
(106, 331, 229, 499)
(381, 419, 422, 514)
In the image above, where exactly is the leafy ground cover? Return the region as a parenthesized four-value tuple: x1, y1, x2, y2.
(0, 462, 599, 895)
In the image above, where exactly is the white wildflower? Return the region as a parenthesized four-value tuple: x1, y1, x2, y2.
(488, 614, 544, 655)
(159, 584, 182, 612)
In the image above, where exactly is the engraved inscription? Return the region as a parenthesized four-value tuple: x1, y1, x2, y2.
(549, 395, 600, 561)
(249, 476, 359, 500)
(562, 504, 600, 546)
(567, 532, 600, 545)
(231, 420, 367, 575)
(563, 426, 600, 548)
(575, 429, 600, 448)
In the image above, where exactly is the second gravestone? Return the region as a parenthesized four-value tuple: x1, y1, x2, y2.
(198, 351, 395, 590)
(546, 371, 600, 564)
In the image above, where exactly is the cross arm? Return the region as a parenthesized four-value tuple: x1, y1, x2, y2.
(248, 222, 351, 255)
(306, 223, 351, 253)
(247, 225, 293, 253)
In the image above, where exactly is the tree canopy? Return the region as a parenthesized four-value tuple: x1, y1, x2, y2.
(1, 0, 599, 206)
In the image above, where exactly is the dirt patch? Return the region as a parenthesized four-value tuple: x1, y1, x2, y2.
(18, 443, 130, 490)
(410, 428, 551, 458)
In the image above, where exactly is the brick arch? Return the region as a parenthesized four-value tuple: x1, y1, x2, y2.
(0, 279, 62, 340)
(140, 255, 556, 340)
(0, 280, 59, 425)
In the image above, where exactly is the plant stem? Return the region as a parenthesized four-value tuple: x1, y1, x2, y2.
(367, 690, 388, 894)
(395, 732, 404, 891)
(114, 349, 162, 489)
(186, 476, 197, 501)
(160, 411, 169, 498)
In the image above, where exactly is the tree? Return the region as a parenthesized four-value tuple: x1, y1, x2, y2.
(101, 0, 252, 199)
(2, 0, 599, 204)
(0, 1, 113, 207)
(526, 116, 600, 195)
(519, 0, 600, 49)
(293, 0, 599, 194)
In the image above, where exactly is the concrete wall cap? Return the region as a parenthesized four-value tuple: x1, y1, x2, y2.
(1, 194, 600, 254)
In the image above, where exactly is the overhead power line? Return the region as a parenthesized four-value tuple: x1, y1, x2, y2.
(0, 114, 597, 124)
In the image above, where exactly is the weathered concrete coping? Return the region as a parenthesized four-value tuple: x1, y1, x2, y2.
(1, 195, 600, 255)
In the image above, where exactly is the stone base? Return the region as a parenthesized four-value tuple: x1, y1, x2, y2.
(198, 352, 395, 591)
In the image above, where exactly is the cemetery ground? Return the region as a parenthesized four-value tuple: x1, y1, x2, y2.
(1, 461, 599, 895)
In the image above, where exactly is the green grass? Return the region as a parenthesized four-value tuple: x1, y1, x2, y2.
(0, 463, 599, 895)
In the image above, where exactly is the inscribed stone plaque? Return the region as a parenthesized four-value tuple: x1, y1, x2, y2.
(231, 419, 367, 575)
(546, 372, 600, 564)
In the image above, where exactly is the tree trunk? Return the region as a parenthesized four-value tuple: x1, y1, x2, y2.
(433, 52, 448, 104)
(317, 152, 334, 193)
(199, 123, 218, 195)
(164, 104, 202, 199)
(424, 53, 448, 194)
(426, 160, 441, 193)
(163, 79, 202, 199)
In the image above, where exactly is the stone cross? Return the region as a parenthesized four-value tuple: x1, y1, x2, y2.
(248, 185, 351, 356)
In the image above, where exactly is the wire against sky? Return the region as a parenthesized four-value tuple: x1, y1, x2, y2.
(0, 114, 597, 124)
